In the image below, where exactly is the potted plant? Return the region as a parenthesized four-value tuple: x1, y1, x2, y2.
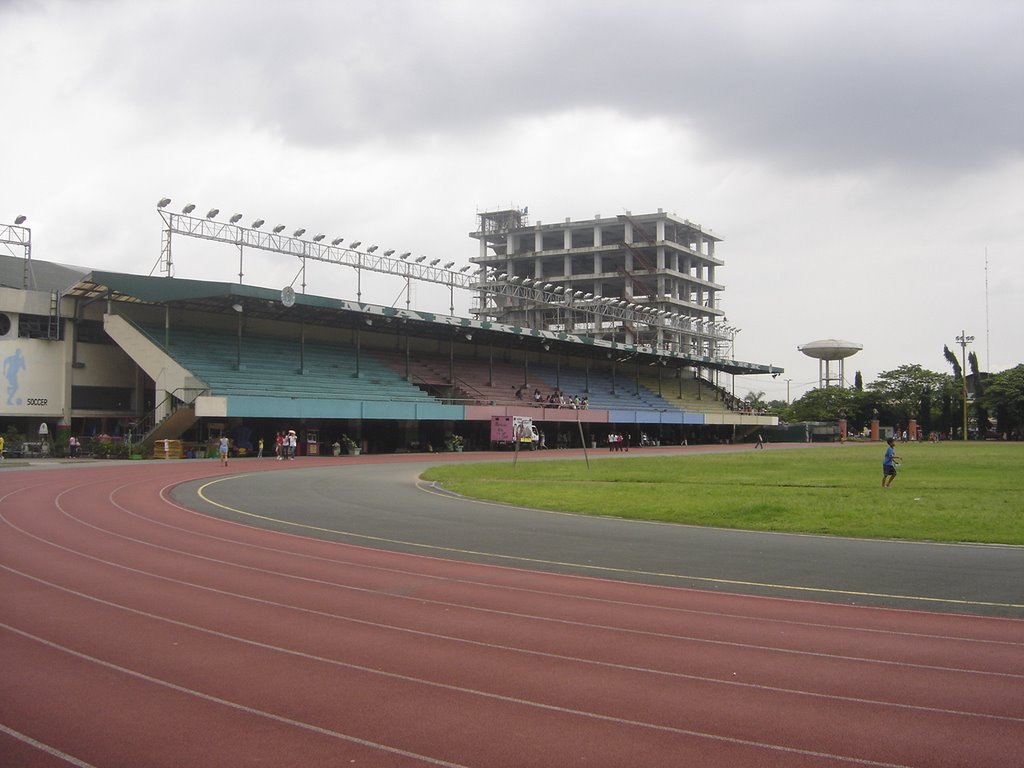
(341, 435, 360, 455)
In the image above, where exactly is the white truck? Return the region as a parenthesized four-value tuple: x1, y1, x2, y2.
(490, 415, 539, 450)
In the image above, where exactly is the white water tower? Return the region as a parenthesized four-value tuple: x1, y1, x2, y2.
(798, 339, 863, 388)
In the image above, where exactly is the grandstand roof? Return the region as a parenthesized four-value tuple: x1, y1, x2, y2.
(61, 269, 781, 377)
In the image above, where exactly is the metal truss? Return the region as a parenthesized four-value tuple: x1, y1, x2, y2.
(1, 222, 32, 289)
(469, 275, 733, 342)
(156, 209, 476, 290)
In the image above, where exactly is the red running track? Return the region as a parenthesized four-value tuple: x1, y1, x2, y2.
(1, 459, 1022, 767)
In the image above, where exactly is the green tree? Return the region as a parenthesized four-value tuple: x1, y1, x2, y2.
(787, 387, 860, 423)
(981, 364, 1024, 438)
(744, 390, 767, 410)
(867, 364, 948, 428)
(968, 351, 989, 435)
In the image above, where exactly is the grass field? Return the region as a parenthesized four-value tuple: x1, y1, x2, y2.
(421, 442, 1024, 544)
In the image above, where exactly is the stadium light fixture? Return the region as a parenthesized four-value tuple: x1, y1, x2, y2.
(399, 252, 410, 260)
(293, 228, 306, 238)
(14, 214, 27, 225)
(367, 245, 378, 253)
(383, 249, 395, 257)
(157, 197, 171, 208)
(229, 213, 243, 224)
(349, 240, 362, 249)
(312, 234, 325, 242)
(206, 208, 220, 219)
(415, 255, 426, 263)
(554, 286, 565, 294)
(182, 203, 195, 214)
(273, 225, 286, 233)
(443, 261, 455, 269)
(429, 259, 440, 266)
(331, 237, 344, 246)
(459, 265, 471, 272)
(252, 219, 265, 229)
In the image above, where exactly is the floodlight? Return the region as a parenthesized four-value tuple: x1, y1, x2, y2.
(584, 293, 593, 299)
(443, 261, 455, 269)
(14, 215, 27, 225)
(349, 240, 362, 249)
(383, 249, 395, 257)
(293, 228, 306, 237)
(459, 265, 471, 272)
(252, 219, 265, 228)
(415, 255, 426, 263)
(574, 291, 584, 298)
(554, 286, 565, 294)
(182, 204, 196, 214)
(206, 208, 220, 219)
(367, 245, 378, 252)
(331, 237, 344, 245)
(229, 213, 243, 224)
(157, 197, 171, 208)
(398, 252, 410, 259)
(543, 283, 553, 290)
(497, 272, 507, 280)
(231, 303, 243, 313)
(312, 234, 325, 242)
(509, 275, 520, 282)
(273, 225, 286, 233)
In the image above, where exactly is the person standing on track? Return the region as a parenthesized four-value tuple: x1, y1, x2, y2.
(219, 435, 230, 467)
(882, 437, 901, 488)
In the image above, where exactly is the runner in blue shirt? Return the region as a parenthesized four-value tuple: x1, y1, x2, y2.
(882, 438, 901, 488)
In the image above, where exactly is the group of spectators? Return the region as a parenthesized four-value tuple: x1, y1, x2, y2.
(274, 430, 298, 460)
(607, 432, 630, 451)
(515, 386, 589, 410)
(722, 394, 767, 415)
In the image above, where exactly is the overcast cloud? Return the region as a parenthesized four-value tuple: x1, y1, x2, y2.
(2, 0, 1021, 401)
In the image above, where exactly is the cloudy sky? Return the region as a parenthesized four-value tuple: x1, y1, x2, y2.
(2, 0, 1021, 401)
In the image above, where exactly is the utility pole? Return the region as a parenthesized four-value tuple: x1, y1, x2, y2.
(785, 378, 792, 404)
(955, 330, 974, 441)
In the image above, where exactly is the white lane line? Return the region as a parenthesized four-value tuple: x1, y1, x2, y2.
(0, 616, 914, 768)
(0, 722, 98, 768)
(0, 623, 470, 768)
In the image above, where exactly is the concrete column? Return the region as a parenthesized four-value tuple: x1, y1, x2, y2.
(593, 225, 603, 247)
(870, 419, 880, 441)
(563, 253, 572, 278)
(534, 230, 543, 252)
(564, 228, 572, 250)
(656, 219, 665, 241)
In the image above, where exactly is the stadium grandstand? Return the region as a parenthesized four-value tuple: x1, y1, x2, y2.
(0, 205, 781, 458)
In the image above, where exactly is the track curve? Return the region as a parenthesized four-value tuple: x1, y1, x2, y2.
(2, 454, 1022, 767)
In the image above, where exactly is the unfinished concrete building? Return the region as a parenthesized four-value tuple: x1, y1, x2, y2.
(469, 208, 733, 359)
